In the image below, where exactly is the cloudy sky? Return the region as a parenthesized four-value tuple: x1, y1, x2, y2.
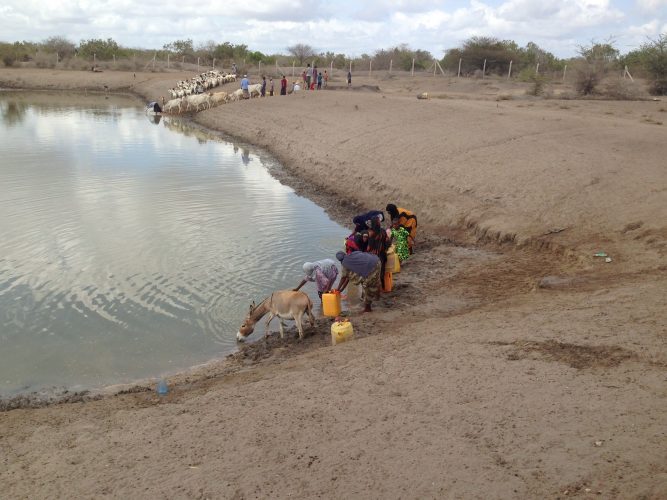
(1, 0, 666, 57)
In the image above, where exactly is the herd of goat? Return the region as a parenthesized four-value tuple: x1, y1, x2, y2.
(162, 70, 265, 114)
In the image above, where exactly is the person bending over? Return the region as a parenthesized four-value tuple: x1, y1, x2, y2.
(333, 251, 381, 313)
(294, 259, 339, 299)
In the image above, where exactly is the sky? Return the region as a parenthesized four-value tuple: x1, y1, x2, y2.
(1, 0, 666, 58)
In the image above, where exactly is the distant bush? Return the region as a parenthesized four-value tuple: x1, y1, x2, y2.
(600, 78, 644, 100)
(2, 55, 14, 67)
(34, 52, 56, 69)
(573, 59, 604, 95)
(64, 58, 90, 71)
(115, 60, 134, 71)
(516, 67, 537, 82)
(526, 74, 547, 96)
(573, 42, 620, 95)
(642, 34, 667, 95)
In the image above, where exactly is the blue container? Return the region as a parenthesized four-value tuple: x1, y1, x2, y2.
(156, 379, 169, 396)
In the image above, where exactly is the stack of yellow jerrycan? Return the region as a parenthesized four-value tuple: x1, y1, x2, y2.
(331, 317, 354, 345)
(322, 290, 341, 317)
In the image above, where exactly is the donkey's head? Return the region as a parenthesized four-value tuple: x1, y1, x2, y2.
(236, 301, 257, 341)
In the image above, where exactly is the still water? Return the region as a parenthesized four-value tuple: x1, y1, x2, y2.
(0, 91, 348, 397)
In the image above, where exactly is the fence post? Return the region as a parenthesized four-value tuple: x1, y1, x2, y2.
(349, 60, 352, 73)
(93, 53, 96, 66)
(167, 53, 169, 69)
(507, 60, 512, 79)
(369, 59, 372, 78)
(458, 58, 462, 77)
(197, 57, 200, 72)
(56, 52, 59, 64)
(259, 60, 261, 75)
(389, 59, 392, 73)
(292, 60, 295, 77)
(563, 64, 567, 82)
(411, 58, 415, 77)
(624, 65, 634, 82)
(212, 58, 215, 69)
(330, 60, 333, 72)
(535, 62, 539, 75)
(433, 60, 436, 76)
(152, 53, 155, 71)
(482, 59, 486, 78)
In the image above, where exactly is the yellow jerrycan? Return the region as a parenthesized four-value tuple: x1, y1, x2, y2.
(387, 245, 400, 273)
(322, 291, 342, 317)
(331, 319, 354, 345)
(382, 271, 393, 292)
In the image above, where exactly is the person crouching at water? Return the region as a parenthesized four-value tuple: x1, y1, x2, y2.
(294, 259, 339, 300)
(333, 251, 381, 313)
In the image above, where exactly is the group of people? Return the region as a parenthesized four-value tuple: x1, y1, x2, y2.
(300, 64, 330, 90)
(238, 65, 353, 98)
(295, 203, 417, 313)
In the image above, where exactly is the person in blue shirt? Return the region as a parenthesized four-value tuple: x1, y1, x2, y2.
(241, 75, 250, 99)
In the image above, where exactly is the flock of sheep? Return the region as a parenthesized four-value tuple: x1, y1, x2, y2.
(162, 70, 265, 115)
(167, 70, 237, 98)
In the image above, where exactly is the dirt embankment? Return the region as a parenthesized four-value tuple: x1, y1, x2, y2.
(1, 68, 666, 499)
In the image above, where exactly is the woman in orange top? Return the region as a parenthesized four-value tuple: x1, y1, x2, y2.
(386, 204, 417, 253)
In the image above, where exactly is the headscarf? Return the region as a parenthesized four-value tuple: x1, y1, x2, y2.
(345, 234, 360, 254)
(303, 259, 337, 279)
(303, 262, 315, 277)
(353, 210, 384, 233)
(336, 251, 346, 262)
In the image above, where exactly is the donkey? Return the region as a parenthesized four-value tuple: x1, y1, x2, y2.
(237, 290, 315, 341)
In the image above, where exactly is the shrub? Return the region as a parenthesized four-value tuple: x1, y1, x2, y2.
(600, 78, 643, 100)
(573, 41, 620, 95)
(573, 59, 603, 94)
(526, 74, 547, 96)
(33, 52, 56, 69)
(641, 34, 667, 95)
(3, 55, 14, 67)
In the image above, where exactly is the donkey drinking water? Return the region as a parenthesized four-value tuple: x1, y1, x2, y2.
(237, 290, 315, 341)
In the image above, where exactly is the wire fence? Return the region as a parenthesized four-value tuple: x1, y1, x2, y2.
(26, 52, 637, 88)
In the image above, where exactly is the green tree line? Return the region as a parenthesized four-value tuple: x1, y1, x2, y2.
(1, 34, 665, 94)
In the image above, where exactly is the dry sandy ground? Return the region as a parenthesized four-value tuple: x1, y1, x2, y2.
(1, 68, 666, 499)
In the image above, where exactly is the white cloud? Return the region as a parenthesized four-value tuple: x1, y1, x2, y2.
(627, 19, 662, 35)
(635, 0, 667, 13)
(0, 0, 663, 58)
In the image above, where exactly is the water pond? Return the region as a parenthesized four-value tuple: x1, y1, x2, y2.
(0, 91, 348, 397)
